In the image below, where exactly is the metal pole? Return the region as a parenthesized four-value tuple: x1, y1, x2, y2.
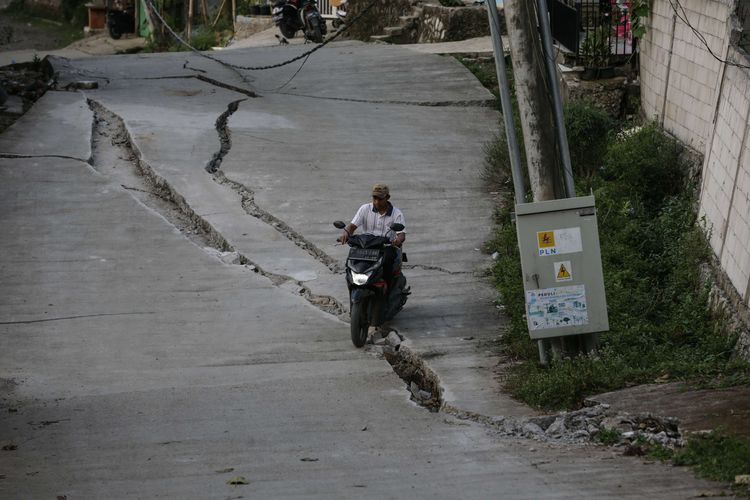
(535, 0, 576, 198)
(486, 0, 526, 203)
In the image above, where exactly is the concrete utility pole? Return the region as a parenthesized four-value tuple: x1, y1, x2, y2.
(503, 0, 561, 201)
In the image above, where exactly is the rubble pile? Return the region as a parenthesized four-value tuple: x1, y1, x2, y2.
(448, 403, 684, 449)
(0, 61, 52, 132)
(367, 332, 443, 411)
(367, 331, 685, 454)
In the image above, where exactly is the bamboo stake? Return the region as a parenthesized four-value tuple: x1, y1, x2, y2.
(212, 0, 227, 27)
(231, 0, 236, 31)
(200, 0, 209, 23)
(187, 0, 193, 39)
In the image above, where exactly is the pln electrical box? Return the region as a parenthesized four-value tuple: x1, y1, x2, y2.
(515, 195, 609, 340)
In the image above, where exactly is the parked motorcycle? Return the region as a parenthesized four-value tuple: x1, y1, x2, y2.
(272, 0, 327, 43)
(334, 221, 410, 348)
(107, 4, 135, 40)
(331, 0, 346, 29)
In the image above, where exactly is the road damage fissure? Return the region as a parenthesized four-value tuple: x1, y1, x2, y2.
(86, 98, 345, 319)
(205, 99, 343, 274)
(380, 343, 444, 411)
(275, 91, 494, 108)
(201, 98, 453, 411)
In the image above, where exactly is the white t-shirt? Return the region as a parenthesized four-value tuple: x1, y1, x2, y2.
(351, 202, 406, 240)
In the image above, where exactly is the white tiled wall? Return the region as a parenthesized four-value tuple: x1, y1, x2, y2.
(642, 0, 750, 306)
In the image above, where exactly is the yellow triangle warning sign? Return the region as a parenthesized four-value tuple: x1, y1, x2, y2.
(557, 264, 570, 280)
(555, 261, 573, 282)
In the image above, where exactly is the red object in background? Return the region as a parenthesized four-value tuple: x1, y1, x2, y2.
(611, 0, 633, 40)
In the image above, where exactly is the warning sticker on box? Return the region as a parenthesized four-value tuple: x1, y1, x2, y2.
(554, 261, 573, 282)
(537, 227, 582, 257)
(526, 284, 588, 330)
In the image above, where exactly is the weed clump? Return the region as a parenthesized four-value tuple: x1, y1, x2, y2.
(480, 102, 750, 410)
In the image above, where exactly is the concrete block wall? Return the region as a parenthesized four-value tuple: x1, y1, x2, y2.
(640, 0, 731, 151)
(700, 46, 750, 304)
(642, 0, 750, 310)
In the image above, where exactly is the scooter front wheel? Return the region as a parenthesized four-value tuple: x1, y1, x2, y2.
(350, 300, 368, 348)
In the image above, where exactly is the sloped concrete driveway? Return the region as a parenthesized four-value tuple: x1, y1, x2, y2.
(0, 42, 721, 497)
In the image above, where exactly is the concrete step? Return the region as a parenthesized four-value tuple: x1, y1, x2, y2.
(383, 26, 404, 35)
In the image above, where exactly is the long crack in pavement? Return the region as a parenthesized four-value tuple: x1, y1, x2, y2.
(86, 98, 346, 319)
(204, 98, 343, 274)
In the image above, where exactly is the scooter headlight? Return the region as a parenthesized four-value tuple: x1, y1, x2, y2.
(351, 272, 369, 286)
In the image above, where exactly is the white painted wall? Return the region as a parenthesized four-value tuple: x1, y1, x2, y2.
(641, 0, 750, 306)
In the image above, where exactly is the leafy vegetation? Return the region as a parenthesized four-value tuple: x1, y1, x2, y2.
(454, 55, 750, 412)
(597, 428, 622, 446)
(1, 0, 85, 47)
(673, 431, 750, 483)
(485, 113, 750, 410)
(644, 430, 750, 494)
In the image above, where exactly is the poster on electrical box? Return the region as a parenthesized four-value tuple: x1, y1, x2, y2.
(526, 284, 589, 331)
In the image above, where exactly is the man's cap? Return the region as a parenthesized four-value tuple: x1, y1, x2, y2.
(372, 183, 390, 199)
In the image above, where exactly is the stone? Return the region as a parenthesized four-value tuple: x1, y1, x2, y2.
(418, 390, 432, 401)
(572, 430, 590, 440)
(734, 475, 750, 485)
(650, 431, 669, 445)
(545, 417, 566, 437)
(600, 416, 634, 433)
(219, 251, 241, 265)
(385, 331, 402, 348)
(528, 415, 557, 431)
(410, 382, 421, 399)
(522, 422, 544, 437)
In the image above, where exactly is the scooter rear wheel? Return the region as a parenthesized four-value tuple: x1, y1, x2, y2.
(280, 24, 296, 39)
(350, 301, 368, 348)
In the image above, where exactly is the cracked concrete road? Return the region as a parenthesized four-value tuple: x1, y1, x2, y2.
(0, 42, 725, 497)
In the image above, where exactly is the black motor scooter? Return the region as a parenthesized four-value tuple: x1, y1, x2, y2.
(334, 221, 410, 347)
(107, 2, 135, 40)
(272, 0, 326, 43)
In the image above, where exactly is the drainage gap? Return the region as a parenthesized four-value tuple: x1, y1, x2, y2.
(87, 98, 345, 319)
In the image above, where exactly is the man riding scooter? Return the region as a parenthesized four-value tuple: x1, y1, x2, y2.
(338, 183, 406, 285)
(338, 184, 407, 343)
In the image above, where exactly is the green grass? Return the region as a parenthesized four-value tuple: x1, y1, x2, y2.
(2, 1, 86, 47)
(597, 428, 621, 446)
(673, 431, 750, 483)
(485, 122, 750, 410)
(456, 53, 750, 412)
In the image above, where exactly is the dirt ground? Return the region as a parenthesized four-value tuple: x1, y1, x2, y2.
(590, 383, 750, 439)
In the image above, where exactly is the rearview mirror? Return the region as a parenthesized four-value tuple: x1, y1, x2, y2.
(333, 221, 346, 229)
(390, 223, 404, 232)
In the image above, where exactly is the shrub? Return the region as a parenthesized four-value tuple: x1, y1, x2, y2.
(485, 121, 750, 410)
(564, 101, 615, 179)
(190, 26, 218, 51)
(601, 123, 684, 215)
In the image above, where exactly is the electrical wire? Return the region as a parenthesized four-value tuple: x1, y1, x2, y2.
(143, 0, 379, 72)
(668, 0, 750, 70)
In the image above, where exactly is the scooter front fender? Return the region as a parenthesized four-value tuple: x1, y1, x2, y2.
(351, 288, 374, 304)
